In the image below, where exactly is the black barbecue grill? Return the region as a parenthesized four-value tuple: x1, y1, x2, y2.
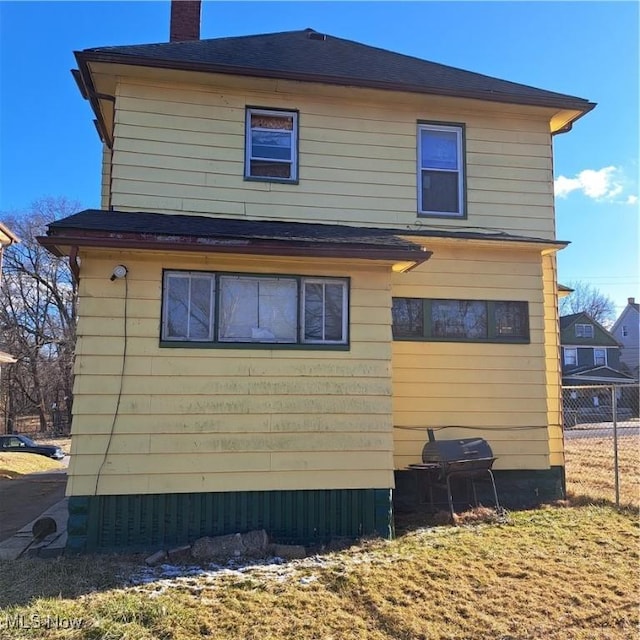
(408, 429, 501, 518)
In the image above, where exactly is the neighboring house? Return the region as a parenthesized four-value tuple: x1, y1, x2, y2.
(560, 312, 635, 386)
(610, 297, 640, 380)
(560, 311, 637, 426)
(38, 1, 597, 552)
(0, 223, 19, 378)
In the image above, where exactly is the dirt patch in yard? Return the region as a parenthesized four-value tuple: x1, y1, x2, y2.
(0, 473, 67, 542)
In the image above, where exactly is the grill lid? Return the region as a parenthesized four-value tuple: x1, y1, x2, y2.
(421, 429, 494, 465)
(422, 437, 494, 464)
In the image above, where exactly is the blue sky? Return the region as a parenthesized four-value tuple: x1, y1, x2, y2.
(0, 1, 638, 314)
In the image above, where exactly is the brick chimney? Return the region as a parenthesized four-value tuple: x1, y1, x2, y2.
(629, 297, 636, 305)
(170, 0, 201, 42)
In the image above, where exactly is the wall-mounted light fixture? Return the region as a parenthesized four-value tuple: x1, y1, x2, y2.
(110, 265, 128, 281)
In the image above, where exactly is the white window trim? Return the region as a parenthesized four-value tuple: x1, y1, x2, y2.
(417, 122, 464, 217)
(564, 348, 578, 367)
(301, 278, 349, 345)
(593, 348, 607, 367)
(575, 323, 594, 338)
(245, 108, 298, 182)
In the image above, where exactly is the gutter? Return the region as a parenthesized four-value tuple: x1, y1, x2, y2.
(0, 223, 20, 246)
(37, 232, 432, 270)
(73, 57, 114, 147)
(0, 223, 19, 277)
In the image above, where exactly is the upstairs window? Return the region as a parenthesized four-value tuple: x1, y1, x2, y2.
(575, 323, 594, 338)
(418, 122, 465, 217)
(245, 108, 298, 182)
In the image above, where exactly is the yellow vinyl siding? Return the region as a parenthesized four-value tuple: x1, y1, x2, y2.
(391, 240, 554, 471)
(70, 470, 389, 497)
(67, 250, 395, 497)
(108, 78, 556, 238)
(100, 144, 112, 210)
(542, 252, 564, 466)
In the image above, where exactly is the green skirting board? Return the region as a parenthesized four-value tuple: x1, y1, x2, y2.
(67, 488, 394, 553)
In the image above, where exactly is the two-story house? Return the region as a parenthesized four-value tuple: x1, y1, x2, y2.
(560, 312, 635, 386)
(39, 2, 596, 552)
(560, 311, 636, 426)
(610, 298, 640, 380)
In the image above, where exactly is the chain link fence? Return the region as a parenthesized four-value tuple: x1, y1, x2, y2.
(563, 384, 639, 509)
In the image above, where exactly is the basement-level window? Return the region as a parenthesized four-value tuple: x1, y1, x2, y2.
(245, 108, 298, 182)
(392, 298, 529, 343)
(162, 271, 348, 347)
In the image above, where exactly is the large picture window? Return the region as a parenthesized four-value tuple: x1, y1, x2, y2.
(418, 122, 465, 217)
(392, 298, 529, 343)
(162, 271, 348, 347)
(245, 108, 298, 182)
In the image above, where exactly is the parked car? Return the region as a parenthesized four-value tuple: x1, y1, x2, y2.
(0, 434, 65, 460)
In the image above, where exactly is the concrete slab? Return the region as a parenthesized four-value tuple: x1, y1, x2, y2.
(0, 497, 68, 560)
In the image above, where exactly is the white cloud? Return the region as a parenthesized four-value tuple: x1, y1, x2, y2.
(554, 166, 631, 202)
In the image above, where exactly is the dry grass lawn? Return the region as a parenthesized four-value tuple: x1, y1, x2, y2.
(564, 433, 639, 508)
(0, 505, 637, 639)
(0, 453, 63, 479)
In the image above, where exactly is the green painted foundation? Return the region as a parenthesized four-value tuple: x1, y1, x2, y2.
(67, 488, 393, 553)
(393, 466, 566, 513)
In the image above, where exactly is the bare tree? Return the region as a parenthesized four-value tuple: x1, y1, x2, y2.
(559, 281, 617, 327)
(0, 197, 79, 433)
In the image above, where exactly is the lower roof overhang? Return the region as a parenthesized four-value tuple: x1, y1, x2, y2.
(563, 366, 638, 386)
(37, 210, 432, 273)
(399, 228, 569, 254)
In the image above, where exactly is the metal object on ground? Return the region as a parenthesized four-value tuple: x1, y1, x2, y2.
(408, 429, 501, 518)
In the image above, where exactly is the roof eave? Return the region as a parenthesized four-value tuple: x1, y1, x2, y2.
(0, 223, 20, 246)
(402, 230, 569, 252)
(37, 231, 432, 269)
(75, 50, 596, 119)
(73, 53, 113, 147)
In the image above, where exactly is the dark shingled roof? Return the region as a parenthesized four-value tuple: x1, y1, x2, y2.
(76, 28, 594, 112)
(46, 209, 416, 248)
(45, 210, 566, 248)
(559, 313, 583, 330)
